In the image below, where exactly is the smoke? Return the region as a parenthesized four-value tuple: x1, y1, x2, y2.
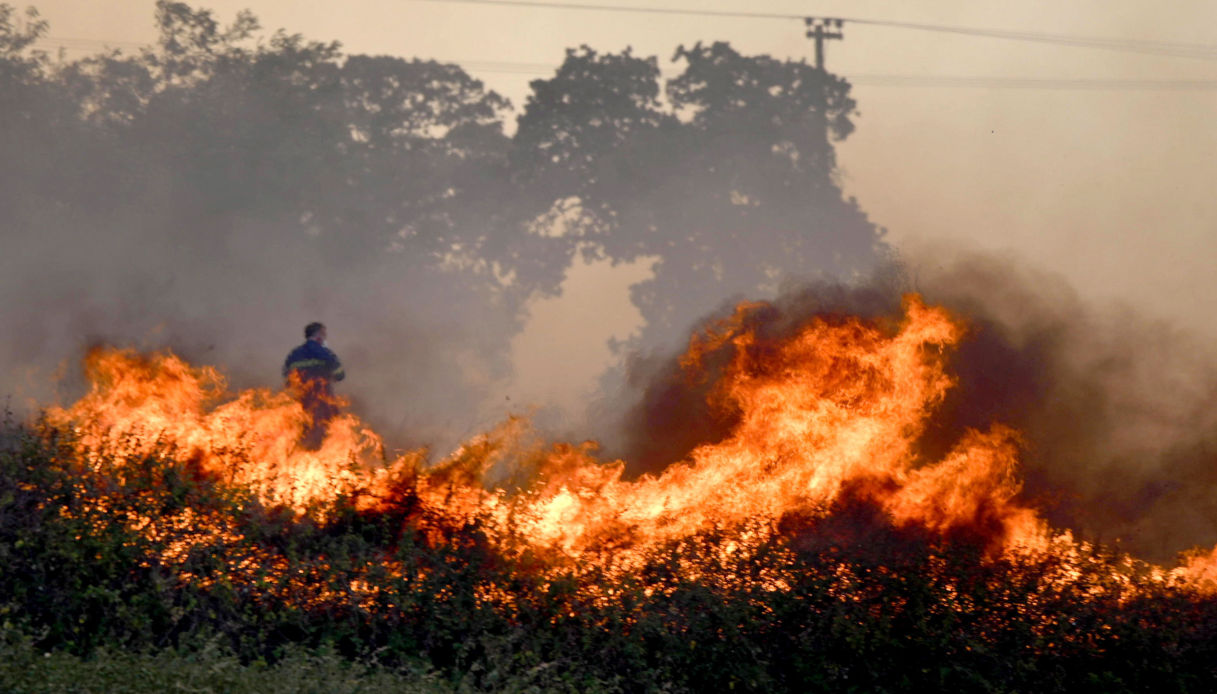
(1, 212, 513, 456)
(598, 248, 1217, 563)
(6, 7, 1215, 563)
(917, 249, 1217, 562)
(0, 137, 512, 455)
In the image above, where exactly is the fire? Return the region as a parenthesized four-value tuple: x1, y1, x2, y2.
(37, 295, 1217, 592)
(44, 348, 417, 513)
(508, 296, 1046, 559)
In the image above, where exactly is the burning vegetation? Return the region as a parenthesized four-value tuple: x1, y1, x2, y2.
(5, 3, 1216, 689)
(5, 293, 1217, 691)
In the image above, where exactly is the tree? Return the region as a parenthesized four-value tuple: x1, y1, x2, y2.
(513, 46, 670, 198)
(512, 42, 888, 356)
(2, 2, 889, 452)
(338, 55, 515, 271)
(0, 2, 571, 450)
(0, 4, 75, 218)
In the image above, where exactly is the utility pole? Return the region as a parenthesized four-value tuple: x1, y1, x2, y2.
(804, 17, 844, 70)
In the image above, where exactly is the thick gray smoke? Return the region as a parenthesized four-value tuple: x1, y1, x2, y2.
(918, 251, 1217, 563)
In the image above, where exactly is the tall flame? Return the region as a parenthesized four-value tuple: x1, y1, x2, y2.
(38, 295, 1217, 590)
(507, 296, 1046, 559)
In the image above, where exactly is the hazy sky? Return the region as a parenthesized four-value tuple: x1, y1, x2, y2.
(25, 0, 1217, 414)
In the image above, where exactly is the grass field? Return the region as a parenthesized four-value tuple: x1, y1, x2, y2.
(0, 634, 453, 694)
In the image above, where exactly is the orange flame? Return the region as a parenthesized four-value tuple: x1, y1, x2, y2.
(43, 295, 1066, 573)
(501, 296, 1048, 561)
(44, 347, 416, 513)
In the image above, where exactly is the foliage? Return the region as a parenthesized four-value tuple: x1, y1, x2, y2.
(2, 4, 890, 403)
(0, 631, 452, 694)
(515, 42, 886, 353)
(3, 421, 1217, 692)
(0, 2, 541, 434)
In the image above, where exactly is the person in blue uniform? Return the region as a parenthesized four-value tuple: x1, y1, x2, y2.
(283, 322, 345, 448)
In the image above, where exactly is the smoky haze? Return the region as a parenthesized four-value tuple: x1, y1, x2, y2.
(614, 252, 1217, 563)
(917, 251, 1217, 563)
(1, 3, 888, 454)
(1, 2, 533, 451)
(6, 3, 1217, 563)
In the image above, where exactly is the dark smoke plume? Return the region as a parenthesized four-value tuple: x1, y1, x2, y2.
(921, 252, 1217, 562)
(609, 252, 1217, 563)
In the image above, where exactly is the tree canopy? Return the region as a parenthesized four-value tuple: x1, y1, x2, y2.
(1, 1, 888, 442)
(516, 42, 886, 352)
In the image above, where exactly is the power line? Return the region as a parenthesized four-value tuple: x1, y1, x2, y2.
(414, 0, 802, 21)
(28, 39, 1217, 91)
(457, 59, 1217, 90)
(26, 2, 1217, 64)
(846, 17, 1217, 61)
(410, 0, 1217, 61)
(847, 75, 1217, 91)
(456, 57, 1217, 90)
(30, 3, 1217, 64)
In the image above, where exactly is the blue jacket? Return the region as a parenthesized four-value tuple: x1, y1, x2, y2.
(283, 340, 345, 387)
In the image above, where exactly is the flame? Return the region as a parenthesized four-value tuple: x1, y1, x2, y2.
(38, 296, 1217, 594)
(44, 347, 419, 513)
(502, 296, 1047, 560)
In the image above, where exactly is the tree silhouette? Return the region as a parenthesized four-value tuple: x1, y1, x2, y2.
(2, 2, 889, 448)
(0, 2, 563, 447)
(513, 42, 887, 355)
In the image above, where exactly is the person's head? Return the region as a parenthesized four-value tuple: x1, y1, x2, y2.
(304, 322, 327, 343)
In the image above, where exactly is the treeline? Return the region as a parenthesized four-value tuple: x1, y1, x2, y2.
(1, 2, 885, 441)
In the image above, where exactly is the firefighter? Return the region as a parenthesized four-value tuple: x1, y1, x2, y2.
(283, 321, 345, 449)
